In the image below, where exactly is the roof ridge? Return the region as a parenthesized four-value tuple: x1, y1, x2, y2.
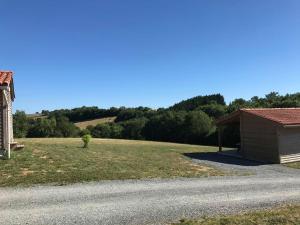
(241, 108, 300, 111)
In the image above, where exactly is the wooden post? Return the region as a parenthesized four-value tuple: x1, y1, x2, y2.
(218, 126, 222, 152)
(6, 105, 10, 159)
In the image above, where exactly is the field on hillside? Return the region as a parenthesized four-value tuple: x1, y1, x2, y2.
(74, 117, 116, 129)
(26, 114, 47, 119)
(0, 138, 224, 187)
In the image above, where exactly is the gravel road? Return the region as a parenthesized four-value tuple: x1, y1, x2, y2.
(0, 156, 299, 225)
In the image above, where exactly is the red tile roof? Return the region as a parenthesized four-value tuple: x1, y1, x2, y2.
(216, 108, 300, 126)
(242, 108, 300, 126)
(0, 71, 13, 86)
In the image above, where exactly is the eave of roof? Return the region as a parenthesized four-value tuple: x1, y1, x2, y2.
(0, 71, 15, 100)
(217, 108, 300, 126)
(0, 71, 13, 86)
(216, 110, 241, 125)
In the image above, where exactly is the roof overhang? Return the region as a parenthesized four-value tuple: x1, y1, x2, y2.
(216, 110, 241, 126)
(217, 108, 300, 128)
(0, 71, 15, 101)
(282, 124, 300, 128)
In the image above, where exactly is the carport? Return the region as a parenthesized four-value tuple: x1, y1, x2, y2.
(216, 108, 300, 163)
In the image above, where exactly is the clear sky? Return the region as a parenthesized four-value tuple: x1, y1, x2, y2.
(1, 0, 300, 113)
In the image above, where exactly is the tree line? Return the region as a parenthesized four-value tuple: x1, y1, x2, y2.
(13, 92, 300, 146)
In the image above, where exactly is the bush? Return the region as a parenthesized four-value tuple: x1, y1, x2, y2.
(82, 134, 92, 148)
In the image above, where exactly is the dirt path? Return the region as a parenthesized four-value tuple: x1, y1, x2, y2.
(0, 168, 299, 225)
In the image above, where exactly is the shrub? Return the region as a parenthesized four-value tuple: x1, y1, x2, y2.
(82, 134, 92, 148)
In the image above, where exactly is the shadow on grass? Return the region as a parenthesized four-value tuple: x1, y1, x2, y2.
(184, 152, 269, 166)
(0, 150, 7, 160)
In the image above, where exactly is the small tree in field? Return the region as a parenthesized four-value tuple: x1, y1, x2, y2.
(82, 134, 92, 148)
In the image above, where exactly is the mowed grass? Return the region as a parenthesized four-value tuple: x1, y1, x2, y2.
(74, 117, 116, 129)
(173, 205, 300, 225)
(285, 162, 300, 169)
(0, 138, 223, 187)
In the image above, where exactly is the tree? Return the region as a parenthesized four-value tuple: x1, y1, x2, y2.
(110, 124, 123, 138)
(13, 111, 29, 138)
(196, 104, 226, 118)
(143, 111, 186, 142)
(27, 118, 56, 137)
(170, 94, 226, 111)
(181, 111, 213, 144)
(121, 118, 148, 140)
(53, 116, 80, 137)
(227, 98, 250, 113)
(90, 124, 112, 138)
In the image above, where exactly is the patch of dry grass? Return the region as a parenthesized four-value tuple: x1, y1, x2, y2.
(173, 205, 300, 225)
(0, 138, 224, 187)
(285, 162, 300, 169)
(74, 117, 117, 129)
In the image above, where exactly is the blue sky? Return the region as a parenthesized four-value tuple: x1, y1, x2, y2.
(1, 0, 300, 113)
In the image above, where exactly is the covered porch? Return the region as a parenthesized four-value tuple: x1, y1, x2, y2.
(216, 110, 242, 156)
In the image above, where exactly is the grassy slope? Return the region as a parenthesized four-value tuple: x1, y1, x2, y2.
(285, 162, 300, 169)
(74, 116, 116, 129)
(173, 205, 300, 225)
(0, 138, 223, 187)
(26, 114, 47, 119)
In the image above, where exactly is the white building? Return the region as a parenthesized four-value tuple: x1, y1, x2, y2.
(0, 71, 15, 159)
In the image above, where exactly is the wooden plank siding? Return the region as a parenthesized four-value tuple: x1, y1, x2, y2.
(240, 112, 280, 163)
(278, 127, 300, 163)
(0, 91, 3, 150)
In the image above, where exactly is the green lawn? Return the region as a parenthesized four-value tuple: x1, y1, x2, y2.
(0, 138, 223, 187)
(173, 205, 300, 225)
(285, 162, 300, 169)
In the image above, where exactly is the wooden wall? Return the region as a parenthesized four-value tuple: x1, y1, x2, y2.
(240, 112, 279, 163)
(278, 127, 300, 163)
(0, 91, 3, 149)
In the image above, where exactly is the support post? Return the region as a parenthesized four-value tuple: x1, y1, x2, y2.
(2, 90, 10, 159)
(6, 105, 10, 159)
(218, 126, 222, 152)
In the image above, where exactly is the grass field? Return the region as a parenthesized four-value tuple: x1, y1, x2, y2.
(173, 205, 300, 225)
(285, 162, 300, 169)
(0, 138, 224, 187)
(74, 117, 116, 129)
(26, 113, 47, 120)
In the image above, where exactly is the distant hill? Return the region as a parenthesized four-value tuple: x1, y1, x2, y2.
(26, 113, 47, 120)
(74, 116, 116, 129)
(169, 94, 226, 111)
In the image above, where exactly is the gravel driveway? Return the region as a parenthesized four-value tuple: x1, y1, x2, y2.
(185, 151, 300, 177)
(0, 155, 299, 225)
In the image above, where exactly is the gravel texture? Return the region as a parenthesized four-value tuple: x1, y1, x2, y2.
(185, 151, 300, 177)
(0, 156, 299, 225)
